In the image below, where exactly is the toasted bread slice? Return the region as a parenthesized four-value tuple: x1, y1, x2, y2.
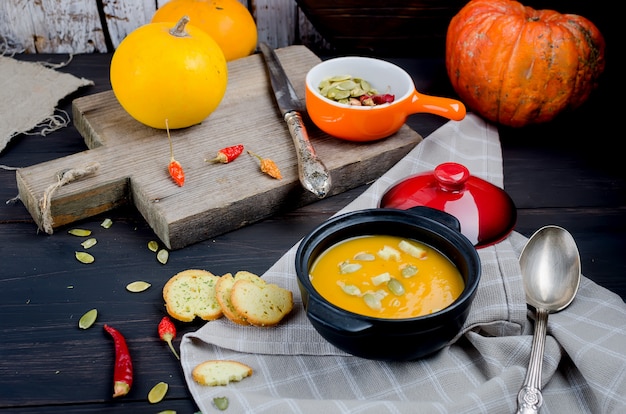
(216, 271, 267, 325)
(192, 360, 253, 386)
(230, 278, 293, 327)
(163, 269, 222, 322)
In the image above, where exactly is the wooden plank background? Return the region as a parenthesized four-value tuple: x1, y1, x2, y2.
(0, 0, 326, 54)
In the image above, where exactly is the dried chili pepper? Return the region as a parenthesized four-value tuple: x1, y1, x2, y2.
(247, 150, 282, 180)
(104, 324, 133, 398)
(371, 93, 395, 105)
(166, 119, 185, 186)
(158, 316, 180, 360)
(206, 144, 244, 164)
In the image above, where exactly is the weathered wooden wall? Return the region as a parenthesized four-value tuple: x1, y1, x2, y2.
(0, 0, 325, 54)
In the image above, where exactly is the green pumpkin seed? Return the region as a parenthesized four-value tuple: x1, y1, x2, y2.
(327, 74, 352, 82)
(337, 281, 361, 296)
(388, 278, 405, 296)
(213, 396, 229, 411)
(78, 308, 97, 329)
(401, 264, 419, 278)
(157, 249, 169, 265)
(148, 240, 159, 252)
(100, 218, 113, 229)
(363, 292, 382, 311)
(354, 252, 375, 261)
(81, 238, 97, 249)
(157, 411, 177, 414)
(339, 261, 361, 274)
(148, 381, 168, 403)
(68, 228, 91, 237)
(75, 251, 95, 264)
(126, 281, 151, 292)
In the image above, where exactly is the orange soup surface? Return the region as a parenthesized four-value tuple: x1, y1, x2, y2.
(310, 235, 465, 318)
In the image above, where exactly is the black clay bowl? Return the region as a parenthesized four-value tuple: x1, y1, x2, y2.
(294, 206, 481, 361)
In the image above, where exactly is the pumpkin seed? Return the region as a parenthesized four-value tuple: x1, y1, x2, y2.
(388, 278, 405, 296)
(68, 228, 91, 237)
(148, 240, 159, 252)
(354, 252, 375, 261)
(337, 281, 361, 296)
(78, 308, 97, 329)
(213, 396, 229, 411)
(148, 381, 168, 403)
(339, 261, 361, 274)
(401, 264, 419, 278)
(75, 251, 95, 264)
(126, 281, 151, 292)
(157, 249, 169, 264)
(157, 411, 177, 414)
(81, 237, 97, 249)
(363, 292, 382, 311)
(100, 218, 113, 228)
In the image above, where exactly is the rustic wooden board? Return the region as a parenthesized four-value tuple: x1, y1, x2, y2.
(16, 45, 422, 249)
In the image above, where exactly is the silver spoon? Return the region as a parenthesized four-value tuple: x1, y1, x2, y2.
(516, 225, 581, 414)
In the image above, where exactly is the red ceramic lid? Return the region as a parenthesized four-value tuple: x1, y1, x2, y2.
(379, 162, 516, 248)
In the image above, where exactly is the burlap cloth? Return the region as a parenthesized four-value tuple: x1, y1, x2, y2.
(181, 114, 626, 413)
(0, 55, 93, 153)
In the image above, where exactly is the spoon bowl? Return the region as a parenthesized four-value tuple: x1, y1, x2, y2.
(516, 225, 581, 413)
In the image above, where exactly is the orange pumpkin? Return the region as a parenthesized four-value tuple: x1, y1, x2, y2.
(445, 0, 605, 127)
(151, 0, 258, 62)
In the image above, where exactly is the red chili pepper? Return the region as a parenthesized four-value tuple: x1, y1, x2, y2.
(158, 316, 180, 360)
(166, 119, 185, 186)
(206, 144, 244, 164)
(103, 324, 133, 398)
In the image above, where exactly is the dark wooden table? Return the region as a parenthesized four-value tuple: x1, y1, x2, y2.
(1, 52, 624, 413)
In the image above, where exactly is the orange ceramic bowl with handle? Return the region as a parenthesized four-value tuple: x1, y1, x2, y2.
(305, 57, 466, 142)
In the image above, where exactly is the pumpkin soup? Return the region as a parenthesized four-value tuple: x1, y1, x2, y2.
(310, 235, 464, 318)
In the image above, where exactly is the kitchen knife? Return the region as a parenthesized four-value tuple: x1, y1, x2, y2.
(259, 42, 331, 199)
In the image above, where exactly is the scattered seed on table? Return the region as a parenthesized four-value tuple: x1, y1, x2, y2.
(68, 228, 91, 237)
(75, 251, 95, 264)
(148, 240, 159, 252)
(126, 281, 151, 292)
(78, 308, 98, 329)
(81, 238, 97, 249)
(148, 381, 168, 403)
(157, 249, 169, 265)
(101, 218, 113, 228)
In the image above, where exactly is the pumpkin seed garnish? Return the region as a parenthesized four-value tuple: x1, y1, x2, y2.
(213, 396, 229, 411)
(388, 278, 406, 296)
(81, 237, 97, 249)
(75, 251, 95, 264)
(157, 249, 169, 264)
(68, 228, 91, 237)
(148, 381, 168, 404)
(78, 308, 98, 329)
(126, 281, 151, 292)
(148, 240, 159, 252)
(100, 218, 113, 229)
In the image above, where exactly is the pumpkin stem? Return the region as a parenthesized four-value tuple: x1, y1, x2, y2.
(169, 15, 190, 38)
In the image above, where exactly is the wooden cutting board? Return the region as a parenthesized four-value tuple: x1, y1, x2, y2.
(16, 46, 423, 249)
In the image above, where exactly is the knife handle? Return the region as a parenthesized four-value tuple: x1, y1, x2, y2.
(284, 110, 332, 198)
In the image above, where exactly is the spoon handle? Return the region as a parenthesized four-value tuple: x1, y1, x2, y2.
(516, 308, 549, 414)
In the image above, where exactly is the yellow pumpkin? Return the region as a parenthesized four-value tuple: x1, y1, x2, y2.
(110, 16, 228, 129)
(151, 0, 258, 62)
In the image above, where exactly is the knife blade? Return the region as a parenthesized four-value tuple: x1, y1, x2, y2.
(259, 42, 331, 199)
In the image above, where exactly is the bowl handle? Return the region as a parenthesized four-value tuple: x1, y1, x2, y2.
(307, 299, 373, 333)
(407, 90, 466, 121)
(407, 206, 461, 232)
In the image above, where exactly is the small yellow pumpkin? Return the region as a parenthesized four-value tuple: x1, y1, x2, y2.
(110, 16, 228, 129)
